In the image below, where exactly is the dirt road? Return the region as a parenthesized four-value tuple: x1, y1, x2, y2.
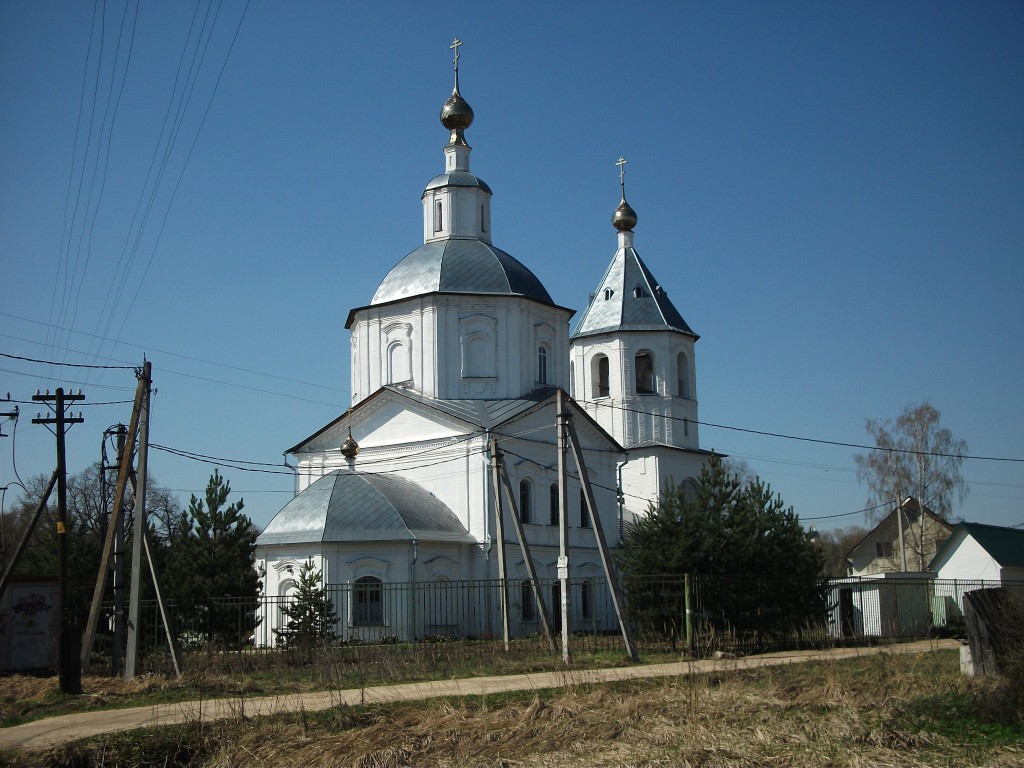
(0, 638, 959, 752)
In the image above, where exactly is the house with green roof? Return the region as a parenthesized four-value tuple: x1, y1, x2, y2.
(929, 522, 1024, 582)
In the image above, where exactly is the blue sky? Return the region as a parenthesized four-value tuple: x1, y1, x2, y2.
(1, 1, 1021, 533)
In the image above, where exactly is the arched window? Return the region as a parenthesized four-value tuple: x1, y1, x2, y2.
(579, 488, 590, 528)
(520, 580, 536, 621)
(352, 576, 383, 627)
(537, 346, 549, 384)
(519, 479, 532, 524)
(676, 352, 690, 398)
(591, 354, 610, 398)
(480, 203, 487, 233)
(549, 483, 559, 526)
(387, 340, 409, 384)
(682, 478, 699, 505)
(464, 334, 488, 377)
(635, 351, 655, 394)
(580, 580, 593, 620)
(551, 582, 562, 633)
(434, 200, 443, 232)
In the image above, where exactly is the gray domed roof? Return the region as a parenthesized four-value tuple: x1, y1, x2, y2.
(371, 239, 554, 306)
(257, 470, 475, 546)
(423, 171, 492, 194)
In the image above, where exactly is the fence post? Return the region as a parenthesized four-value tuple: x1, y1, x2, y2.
(684, 573, 693, 655)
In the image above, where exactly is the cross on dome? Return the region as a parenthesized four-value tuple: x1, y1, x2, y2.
(612, 156, 638, 232)
(616, 156, 628, 188)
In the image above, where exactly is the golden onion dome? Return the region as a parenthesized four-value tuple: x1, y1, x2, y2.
(612, 197, 638, 232)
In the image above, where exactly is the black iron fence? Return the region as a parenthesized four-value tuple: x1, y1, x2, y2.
(82, 575, 1015, 674)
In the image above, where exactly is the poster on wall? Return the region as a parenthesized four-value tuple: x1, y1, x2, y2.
(1, 583, 58, 670)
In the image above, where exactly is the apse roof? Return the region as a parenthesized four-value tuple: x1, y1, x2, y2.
(368, 238, 554, 308)
(571, 246, 697, 339)
(256, 470, 475, 546)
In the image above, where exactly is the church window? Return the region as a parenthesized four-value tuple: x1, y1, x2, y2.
(580, 580, 593, 620)
(684, 418, 689, 437)
(569, 361, 575, 394)
(580, 488, 590, 528)
(519, 479, 532, 524)
(677, 352, 690, 398)
(682, 478, 699, 505)
(549, 483, 559, 526)
(352, 576, 383, 626)
(434, 200, 443, 232)
(633, 285, 643, 298)
(604, 288, 614, 300)
(551, 582, 562, 632)
(537, 345, 549, 384)
(387, 340, 410, 384)
(591, 354, 610, 398)
(635, 351, 655, 394)
(481, 203, 487, 233)
(520, 580, 536, 621)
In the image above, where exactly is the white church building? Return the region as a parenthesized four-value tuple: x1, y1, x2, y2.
(255, 44, 712, 643)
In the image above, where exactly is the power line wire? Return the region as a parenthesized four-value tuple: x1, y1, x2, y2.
(579, 399, 1024, 463)
(0, 352, 134, 370)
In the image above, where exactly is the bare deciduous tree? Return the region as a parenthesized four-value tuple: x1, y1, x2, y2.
(854, 401, 968, 524)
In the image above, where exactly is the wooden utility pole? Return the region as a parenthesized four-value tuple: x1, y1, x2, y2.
(0, 470, 58, 600)
(33, 387, 85, 694)
(555, 390, 571, 663)
(564, 410, 639, 662)
(81, 369, 145, 668)
(488, 436, 511, 650)
(496, 458, 556, 651)
(125, 361, 152, 678)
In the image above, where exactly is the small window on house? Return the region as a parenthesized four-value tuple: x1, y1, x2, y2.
(579, 488, 590, 528)
(434, 200, 443, 232)
(549, 483, 559, 526)
(592, 354, 610, 398)
(520, 580, 536, 621)
(538, 346, 549, 384)
(519, 479, 532, 524)
(352, 576, 383, 626)
(875, 541, 894, 559)
(635, 351, 655, 394)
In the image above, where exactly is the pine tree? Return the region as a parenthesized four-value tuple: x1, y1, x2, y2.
(275, 560, 338, 651)
(618, 456, 824, 647)
(164, 470, 259, 646)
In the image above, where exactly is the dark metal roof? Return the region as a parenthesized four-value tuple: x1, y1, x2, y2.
(370, 238, 554, 307)
(423, 170, 492, 194)
(256, 470, 475, 546)
(571, 246, 696, 339)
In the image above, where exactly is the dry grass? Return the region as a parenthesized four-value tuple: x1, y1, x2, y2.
(14, 649, 1022, 767)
